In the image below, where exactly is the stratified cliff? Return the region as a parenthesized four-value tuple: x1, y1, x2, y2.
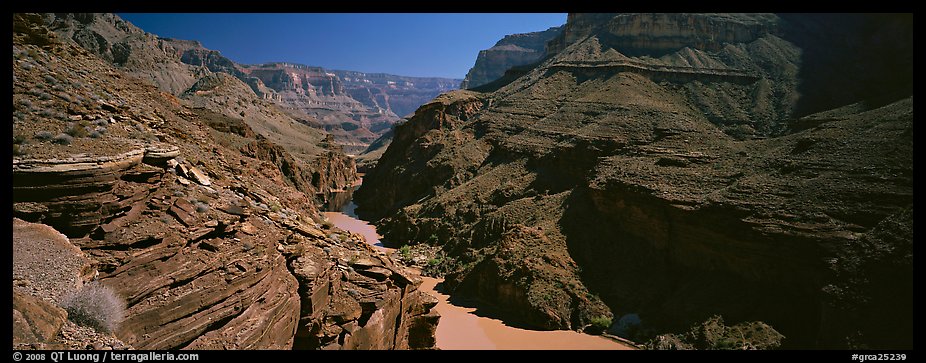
(356, 13, 912, 349)
(13, 13, 437, 350)
(332, 70, 460, 119)
(460, 26, 562, 89)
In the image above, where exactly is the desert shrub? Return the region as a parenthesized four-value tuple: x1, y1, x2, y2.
(60, 281, 126, 334)
(66, 123, 89, 138)
(43, 75, 57, 84)
(53, 84, 65, 92)
(38, 108, 54, 117)
(13, 144, 25, 156)
(52, 133, 73, 145)
(589, 316, 613, 334)
(38, 92, 52, 100)
(195, 202, 209, 212)
(399, 245, 412, 260)
(17, 98, 33, 110)
(13, 134, 27, 144)
(34, 131, 54, 140)
(89, 130, 102, 138)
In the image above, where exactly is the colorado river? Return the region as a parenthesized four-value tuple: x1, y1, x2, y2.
(322, 191, 634, 350)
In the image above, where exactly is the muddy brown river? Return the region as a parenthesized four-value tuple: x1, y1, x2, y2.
(322, 196, 633, 350)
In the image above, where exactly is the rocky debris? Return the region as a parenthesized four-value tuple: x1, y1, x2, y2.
(645, 316, 784, 350)
(460, 25, 563, 89)
(356, 13, 912, 349)
(13, 291, 69, 345)
(167, 158, 212, 186)
(55, 321, 133, 350)
(218, 203, 250, 217)
(11, 221, 132, 351)
(13, 218, 96, 303)
(186, 166, 211, 186)
(167, 198, 198, 227)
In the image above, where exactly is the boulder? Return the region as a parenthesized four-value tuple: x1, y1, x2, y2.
(13, 291, 69, 344)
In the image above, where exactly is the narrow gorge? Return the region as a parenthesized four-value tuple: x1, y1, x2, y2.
(12, 12, 912, 352)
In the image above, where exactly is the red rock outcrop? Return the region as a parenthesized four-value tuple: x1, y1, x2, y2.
(13, 13, 438, 350)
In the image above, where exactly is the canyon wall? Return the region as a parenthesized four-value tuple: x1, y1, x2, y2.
(357, 13, 912, 349)
(460, 26, 562, 89)
(13, 13, 438, 350)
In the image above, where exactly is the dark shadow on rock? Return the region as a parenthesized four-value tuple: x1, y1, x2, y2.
(558, 185, 823, 348)
(435, 281, 553, 331)
(780, 14, 913, 117)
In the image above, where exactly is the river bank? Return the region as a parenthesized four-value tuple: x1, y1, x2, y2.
(321, 190, 635, 350)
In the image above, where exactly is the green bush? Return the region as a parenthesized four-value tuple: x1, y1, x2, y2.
(589, 315, 613, 334)
(399, 245, 412, 260)
(60, 281, 126, 334)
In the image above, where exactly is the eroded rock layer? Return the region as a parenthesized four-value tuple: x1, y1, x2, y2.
(13, 13, 437, 350)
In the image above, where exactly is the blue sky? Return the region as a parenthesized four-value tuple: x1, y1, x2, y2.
(118, 13, 566, 79)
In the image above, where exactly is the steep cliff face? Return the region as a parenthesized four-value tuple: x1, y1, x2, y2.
(13, 13, 437, 350)
(357, 13, 912, 348)
(332, 70, 461, 119)
(460, 26, 563, 89)
(236, 62, 390, 153)
(235, 64, 461, 153)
